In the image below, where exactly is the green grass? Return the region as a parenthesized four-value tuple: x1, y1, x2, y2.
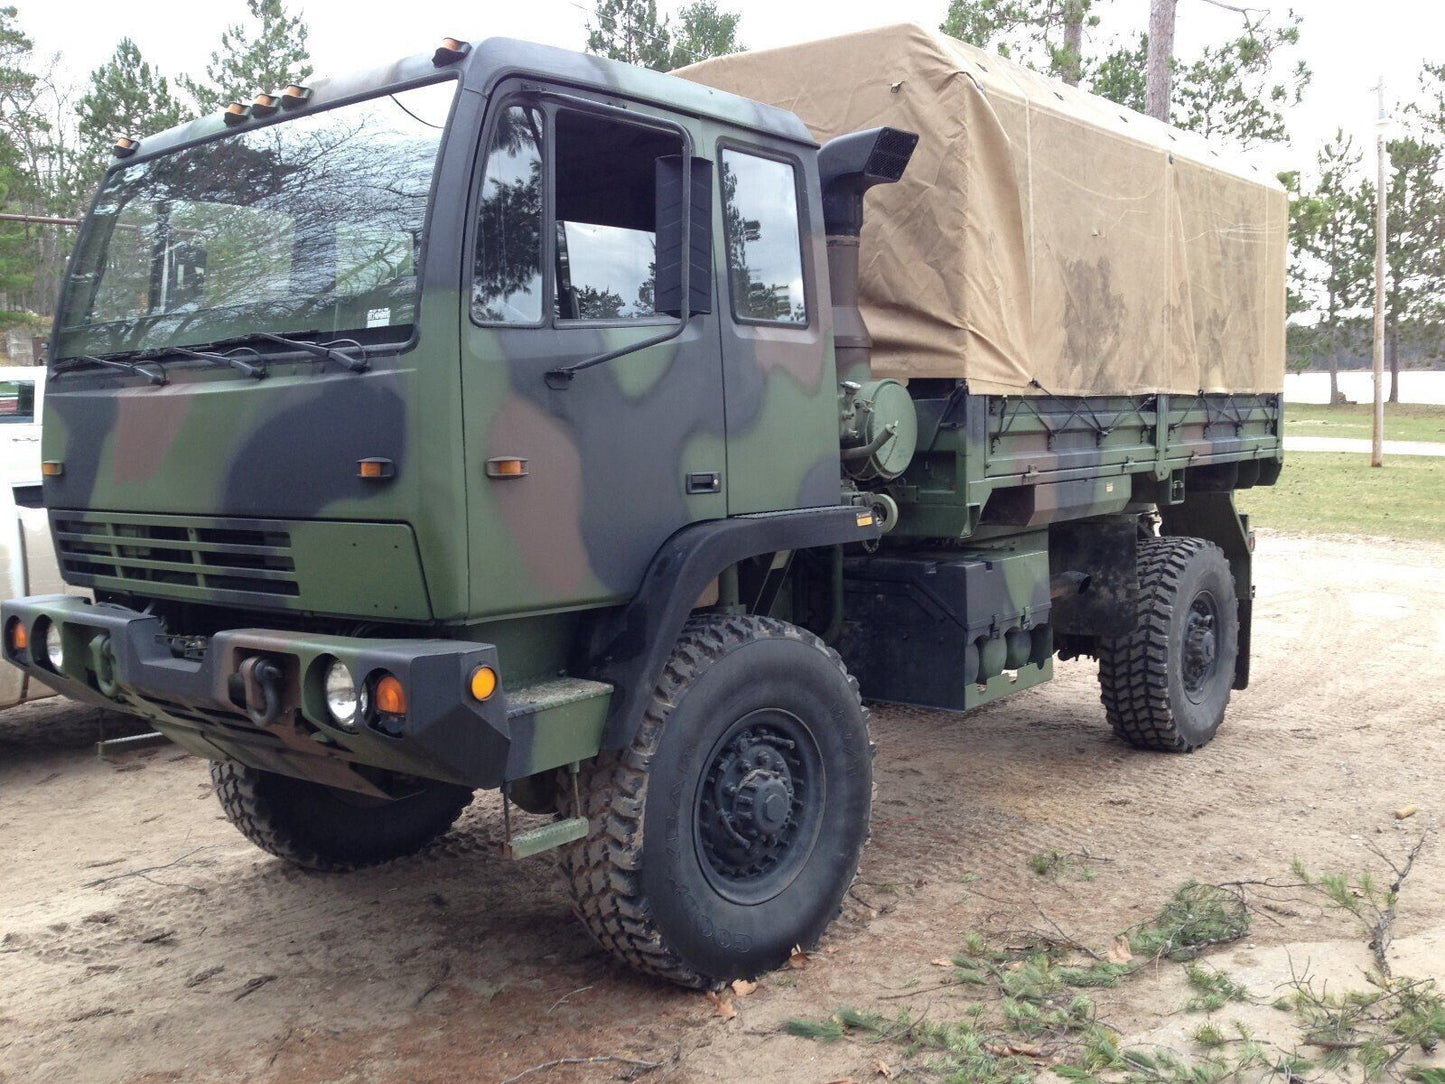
(1285, 402, 1445, 444)
(1239, 453, 1445, 541)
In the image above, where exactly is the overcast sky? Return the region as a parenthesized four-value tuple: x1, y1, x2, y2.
(26, 0, 1444, 177)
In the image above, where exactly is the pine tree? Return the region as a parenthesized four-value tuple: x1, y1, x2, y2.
(585, 0, 744, 72)
(940, 0, 1310, 148)
(585, 0, 673, 70)
(1295, 134, 1373, 404)
(183, 0, 314, 114)
(1168, 13, 1308, 148)
(0, 5, 41, 326)
(1369, 136, 1444, 401)
(940, 0, 1097, 86)
(77, 39, 189, 183)
(668, 2, 744, 70)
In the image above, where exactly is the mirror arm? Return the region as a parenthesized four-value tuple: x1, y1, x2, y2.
(544, 316, 689, 388)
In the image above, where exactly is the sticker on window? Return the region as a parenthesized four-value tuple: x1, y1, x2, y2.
(366, 307, 391, 328)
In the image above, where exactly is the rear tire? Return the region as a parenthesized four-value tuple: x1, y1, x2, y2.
(1097, 536, 1238, 752)
(210, 761, 473, 871)
(560, 614, 872, 988)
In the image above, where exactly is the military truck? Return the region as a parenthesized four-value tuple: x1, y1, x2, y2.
(3, 24, 1283, 987)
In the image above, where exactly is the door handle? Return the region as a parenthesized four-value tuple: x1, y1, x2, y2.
(685, 471, 721, 494)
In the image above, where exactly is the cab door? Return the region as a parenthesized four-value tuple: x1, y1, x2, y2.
(460, 85, 726, 620)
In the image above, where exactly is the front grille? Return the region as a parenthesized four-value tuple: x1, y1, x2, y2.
(53, 511, 299, 601)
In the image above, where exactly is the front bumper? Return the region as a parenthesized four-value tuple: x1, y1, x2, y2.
(1, 595, 513, 794)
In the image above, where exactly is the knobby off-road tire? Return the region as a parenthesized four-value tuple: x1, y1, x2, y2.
(1097, 536, 1239, 752)
(560, 614, 873, 988)
(210, 760, 474, 871)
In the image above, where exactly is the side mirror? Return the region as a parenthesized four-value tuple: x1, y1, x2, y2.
(654, 155, 713, 318)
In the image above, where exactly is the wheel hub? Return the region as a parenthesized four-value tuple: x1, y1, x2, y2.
(1182, 597, 1218, 693)
(696, 716, 819, 896)
(732, 770, 793, 838)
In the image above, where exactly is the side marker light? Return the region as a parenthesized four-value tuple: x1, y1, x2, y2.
(485, 457, 528, 478)
(42, 461, 63, 477)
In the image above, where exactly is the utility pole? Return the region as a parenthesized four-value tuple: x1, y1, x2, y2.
(1371, 82, 1389, 468)
(1146, 0, 1177, 121)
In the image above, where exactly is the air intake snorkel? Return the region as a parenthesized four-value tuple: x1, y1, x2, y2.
(819, 126, 918, 385)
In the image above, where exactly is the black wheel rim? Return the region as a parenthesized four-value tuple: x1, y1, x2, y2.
(693, 707, 825, 906)
(1181, 589, 1221, 703)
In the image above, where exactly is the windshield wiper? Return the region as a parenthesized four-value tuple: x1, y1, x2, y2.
(163, 345, 267, 379)
(53, 354, 168, 386)
(250, 332, 370, 373)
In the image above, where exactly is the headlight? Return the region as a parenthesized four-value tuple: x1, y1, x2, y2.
(324, 660, 364, 730)
(42, 622, 63, 672)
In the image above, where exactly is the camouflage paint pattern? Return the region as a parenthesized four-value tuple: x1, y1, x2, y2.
(4, 36, 1284, 796)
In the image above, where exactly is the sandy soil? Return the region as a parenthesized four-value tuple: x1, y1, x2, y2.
(1, 531, 1442, 1084)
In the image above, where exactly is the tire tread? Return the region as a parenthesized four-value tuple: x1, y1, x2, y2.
(559, 614, 868, 988)
(1097, 536, 1233, 753)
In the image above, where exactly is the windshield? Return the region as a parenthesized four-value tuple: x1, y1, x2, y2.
(54, 80, 455, 362)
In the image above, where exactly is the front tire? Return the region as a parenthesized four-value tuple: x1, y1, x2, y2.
(211, 761, 473, 871)
(1097, 536, 1238, 752)
(561, 615, 872, 987)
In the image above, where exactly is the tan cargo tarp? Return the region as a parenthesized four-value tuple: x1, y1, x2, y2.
(680, 24, 1286, 396)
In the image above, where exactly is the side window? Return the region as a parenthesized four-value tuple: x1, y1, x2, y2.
(720, 150, 807, 325)
(472, 105, 545, 324)
(554, 110, 681, 322)
(0, 381, 35, 422)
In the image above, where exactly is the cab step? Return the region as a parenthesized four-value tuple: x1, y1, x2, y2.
(504, 816, 588, 860)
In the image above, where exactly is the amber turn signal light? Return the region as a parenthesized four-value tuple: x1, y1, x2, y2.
(469, 665, 498, 702)
(375, 674, 407, 715)
(485, 457, 528, 478)
(433, 37, 470, 66)
(7, 619, 28, 654)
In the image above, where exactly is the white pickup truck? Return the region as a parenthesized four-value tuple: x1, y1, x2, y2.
(0, 367, 65, 708)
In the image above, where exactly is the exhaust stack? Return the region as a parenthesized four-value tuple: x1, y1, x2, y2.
(820, 127, 920, 486)
(819, 126, 918, 385)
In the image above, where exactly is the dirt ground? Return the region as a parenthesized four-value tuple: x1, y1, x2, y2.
(1, 530, 1442, 1084)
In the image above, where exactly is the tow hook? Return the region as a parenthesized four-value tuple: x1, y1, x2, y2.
(238, 656, 286, 726)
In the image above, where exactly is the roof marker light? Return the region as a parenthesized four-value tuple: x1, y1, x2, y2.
(433, 37, 470, 66)
(113, 136, 139, 158)
(223, 101, 251, 126)
(280, 84, 312, 109)
(252, 92, 280, 117)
